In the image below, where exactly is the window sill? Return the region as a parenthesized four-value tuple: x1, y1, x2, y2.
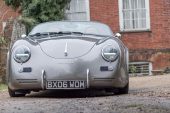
(120, 29, 152, 33)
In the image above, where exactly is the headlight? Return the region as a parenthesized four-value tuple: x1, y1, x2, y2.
(13, 45, 31, 63)
(102, 45, 119, 62)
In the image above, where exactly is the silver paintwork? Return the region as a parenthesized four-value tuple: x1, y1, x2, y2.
(7, 21, 129, 91)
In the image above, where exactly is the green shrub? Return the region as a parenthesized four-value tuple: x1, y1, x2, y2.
(0, 83, 7, 91)
(0, 36, 7, 45)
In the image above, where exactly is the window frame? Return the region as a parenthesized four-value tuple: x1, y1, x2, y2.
(118, 0, 150, 32)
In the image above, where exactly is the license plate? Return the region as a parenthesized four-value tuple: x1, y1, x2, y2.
(46, 80, 86, 89)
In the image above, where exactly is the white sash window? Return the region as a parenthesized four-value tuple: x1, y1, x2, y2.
(119, 0, 150, 31)
(65, 0, 90, 21)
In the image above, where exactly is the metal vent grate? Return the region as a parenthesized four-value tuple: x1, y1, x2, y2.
(129, 62, 152, 76)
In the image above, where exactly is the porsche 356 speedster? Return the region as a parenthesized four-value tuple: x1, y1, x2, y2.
(7, 21, 129, 97)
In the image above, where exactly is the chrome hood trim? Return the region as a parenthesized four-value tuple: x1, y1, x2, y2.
(64, 42, 68, 56)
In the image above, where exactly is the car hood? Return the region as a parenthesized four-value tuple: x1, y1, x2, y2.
(38, 37, 99, 59)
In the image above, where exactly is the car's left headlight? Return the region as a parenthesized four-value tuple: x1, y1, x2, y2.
(13, 45, 31, 63)
(102, 45, 119, 62)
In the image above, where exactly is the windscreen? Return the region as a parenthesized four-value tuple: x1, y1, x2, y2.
(29, 21, 114, 37)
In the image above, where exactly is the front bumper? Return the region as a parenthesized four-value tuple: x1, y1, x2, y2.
(9, 62, 127, 90)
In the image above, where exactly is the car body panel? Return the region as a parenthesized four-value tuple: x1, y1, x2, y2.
(39, 37, 97, 59)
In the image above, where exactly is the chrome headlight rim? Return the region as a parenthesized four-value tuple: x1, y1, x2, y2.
(101, 44, 119, 62)
(13, 45, 31, 63)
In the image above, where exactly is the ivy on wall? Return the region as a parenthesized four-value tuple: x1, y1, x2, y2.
(0, 36, 7, 45)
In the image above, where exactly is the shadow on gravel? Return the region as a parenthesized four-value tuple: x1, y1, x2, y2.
(26, 90, 116, 98)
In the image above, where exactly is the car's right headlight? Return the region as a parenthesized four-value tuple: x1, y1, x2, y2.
(13, 45, 31, 63)
(102, 45, 119, 62)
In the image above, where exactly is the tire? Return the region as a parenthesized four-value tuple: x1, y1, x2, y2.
(8, 87, 26, 97)
(115, 83, 129, 95)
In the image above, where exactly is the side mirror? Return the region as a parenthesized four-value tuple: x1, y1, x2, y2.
(21, 34, 27, 38)
(115, 33, 121, 38)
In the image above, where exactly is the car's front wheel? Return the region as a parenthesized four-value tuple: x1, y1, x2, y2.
(115, 83, 129, 95)
(8, 87, 26, 97)
(105, 83, 129, 95)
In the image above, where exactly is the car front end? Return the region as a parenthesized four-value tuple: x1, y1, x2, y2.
(7, 21, 129, 97)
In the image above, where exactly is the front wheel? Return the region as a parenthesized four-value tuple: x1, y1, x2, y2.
(115, 83, 129, 95)
(8, 87, 26, 97)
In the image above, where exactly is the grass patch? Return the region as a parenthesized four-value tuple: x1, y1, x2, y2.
(125, 104, 143, 108)
(0, 83, 7, 91)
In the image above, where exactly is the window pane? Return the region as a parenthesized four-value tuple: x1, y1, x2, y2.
(121, 0, 149, 30)
(140, 9, 146, 18)
(134, 10, 138, 28)
(123, 11, 131, 19)
(78, 0, 86, 12)
(138, 0, 145, 8)
(141, 19, 146, 28)
(124, 19, 133, 29)
(66, 13, 87, 21)
(131, 0, 137, 9)
(65, 0, 88, 21)
(123, 0, 130, 9)
(70, 0, 77, 12)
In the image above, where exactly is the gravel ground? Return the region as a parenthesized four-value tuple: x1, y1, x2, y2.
(0, 74, 170, 113)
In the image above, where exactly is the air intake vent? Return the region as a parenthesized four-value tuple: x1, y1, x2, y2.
(129, 62, 152, 76)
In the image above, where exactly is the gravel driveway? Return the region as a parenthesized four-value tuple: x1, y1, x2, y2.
(0, 74, 170, 113)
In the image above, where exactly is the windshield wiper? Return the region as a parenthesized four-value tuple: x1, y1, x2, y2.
(82, 33, 109, 38)
(49, 31, 83, 37)
(29, 32, 49, 37)
(29, 31, 83, 38)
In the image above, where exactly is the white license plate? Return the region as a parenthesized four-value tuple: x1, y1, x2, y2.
(46, 80, 86, 89)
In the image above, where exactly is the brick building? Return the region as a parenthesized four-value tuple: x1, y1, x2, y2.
(0, 0, 19, 82)
(0, 0, 19, 35)
(65, 0, 170, 75)
(0, 0, 170, 75)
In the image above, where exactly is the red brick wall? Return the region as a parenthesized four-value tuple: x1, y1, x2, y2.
(151, 53, 170, 70)
(0, 0, 19, 81)
(0, 0, 19, 35)
(90, 0, 119, 33)
(129, 49, 170, 70)
(90, 0, 170, 70)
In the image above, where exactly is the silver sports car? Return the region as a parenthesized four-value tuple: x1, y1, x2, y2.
(7, 21, 129, 97)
